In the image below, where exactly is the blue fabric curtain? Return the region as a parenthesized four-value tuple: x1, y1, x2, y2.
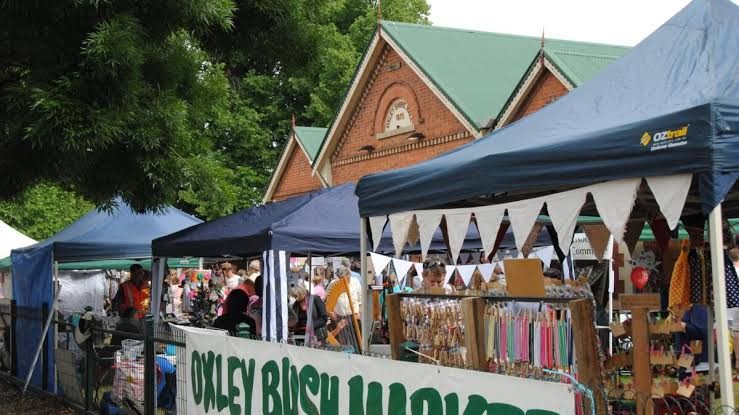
(11, 244, 54, 390)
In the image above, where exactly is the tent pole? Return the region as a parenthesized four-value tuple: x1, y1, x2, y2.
(360, 217, 370, 351)
(707, 204, 733, 408)
(53, 260, 59, 395)
(151, 257, 166, 323)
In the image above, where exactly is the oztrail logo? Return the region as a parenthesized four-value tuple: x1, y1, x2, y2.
(641, 125, 689, 151)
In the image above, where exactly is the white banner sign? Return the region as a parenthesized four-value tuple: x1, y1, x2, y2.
(184, 328, 574, 414)
(570, 233, 613, 261)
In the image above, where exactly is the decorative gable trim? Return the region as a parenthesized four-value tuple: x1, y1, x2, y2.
(312, 27, 484, 183)
(494, 55, 574, 129)
(311, 31, 383, 184)
(263, 134, 298, 203)
(380, 33, 481, 139)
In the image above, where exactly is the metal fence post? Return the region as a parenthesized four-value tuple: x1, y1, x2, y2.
(143, 314, 155, 415)
(41, 302, 49, 391)
(10, 299, 17, 377)
(85, 337, 95, 411)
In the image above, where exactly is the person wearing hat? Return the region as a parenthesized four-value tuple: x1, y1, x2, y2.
(112, 263, 151, 318)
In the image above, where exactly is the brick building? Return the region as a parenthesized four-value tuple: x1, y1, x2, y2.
(264, 21, 628, 202)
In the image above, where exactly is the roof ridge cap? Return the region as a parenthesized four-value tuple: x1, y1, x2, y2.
(544, 48, 624, 59)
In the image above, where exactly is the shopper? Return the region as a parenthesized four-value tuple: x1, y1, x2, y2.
(221, 262, 240, 290)
(246, 260, 261, 283)
(112, 264, 151, 318)
(290, 284, 328, 342)
(311, 266, 327, 300)
(213, 289, 257, 337)
(418, 258, 455, 294)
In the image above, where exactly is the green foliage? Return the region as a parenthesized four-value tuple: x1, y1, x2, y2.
(0, 183, 94, 241)
(0, 0, 430, 223)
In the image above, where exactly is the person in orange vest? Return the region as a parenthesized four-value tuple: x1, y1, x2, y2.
(113, 263, 151, 318)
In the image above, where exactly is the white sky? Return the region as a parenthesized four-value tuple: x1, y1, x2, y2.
(427, 0, 735, 46)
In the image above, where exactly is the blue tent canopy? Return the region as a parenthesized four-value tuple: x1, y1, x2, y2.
(152, 183, 551, 258)
(356, 0, 739, 217)
(10, 199, 201, 390)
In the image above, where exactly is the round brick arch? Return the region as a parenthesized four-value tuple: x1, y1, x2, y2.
(372, 81, 423, 136)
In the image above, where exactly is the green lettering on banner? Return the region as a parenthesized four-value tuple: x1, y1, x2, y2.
(191, 351, 203, 405)
(216, 354, 229, 411)
(462, 395, 487, 415)
(262, 360, 283, 415)
(282, 358, 299, 414)
(348, 376, 364, 415)
(319, 373, 339, 415)
(242, 358, 257, 415)
(388, 383, 407, 415)
(487, 403, 525, 415)
(525, 410, 559, 415)
(410, 388, 443, 415)
(227, 357, 243, 415)
(444, 393, 459, 415)
(366, 382, 383, 415)
(203, 352, 217, 412)
(299, 365, 320, 415)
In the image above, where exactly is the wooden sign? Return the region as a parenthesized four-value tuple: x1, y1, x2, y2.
(618, 294, 661, 311)
(503, 259, 545, 297)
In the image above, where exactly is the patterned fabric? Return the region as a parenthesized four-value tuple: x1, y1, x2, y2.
(669, 240, 691, 307)
(688, 248, 739, 307)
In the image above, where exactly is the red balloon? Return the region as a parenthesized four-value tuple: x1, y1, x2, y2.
(631, 267, 650, 289)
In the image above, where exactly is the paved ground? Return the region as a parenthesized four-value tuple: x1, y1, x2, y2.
(0, 375, 77, 415)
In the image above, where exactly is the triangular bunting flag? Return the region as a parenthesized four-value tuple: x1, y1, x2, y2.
(521, 222, 544, 258)
(392, 258, 414, 280)
(369, 216, 388, 251)
(389, 212, 414, 257)
(496, 261, 505, 275)
(508, 198, 545, 253)
(645, 174, 692, 230)
(581, 224, 612, 262)
(457, 264, 477, 287)
(444, 265, 456, 285)
(416, 211, 443, 260)
(546, 188, 587, 255)
(623, 218, 646, 256)
(532, 245, 556, 269)
(398, 274, 407, 290)
(443, 212, 471, 263)
(590, 178, 640, 243)
(370, 252, 392, 276)
(473, 206, 505, 258)
(478, 263, 495, 282)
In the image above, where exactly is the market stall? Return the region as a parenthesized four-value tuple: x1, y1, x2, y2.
(9, 198, 201, 390)
(356, 0, 739, 410)
(0, 220, 35, 299)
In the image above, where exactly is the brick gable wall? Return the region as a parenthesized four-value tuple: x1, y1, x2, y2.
(271, 143, 323, 201)
(330, 46, 474, 184)
(511, 68, 569, 121)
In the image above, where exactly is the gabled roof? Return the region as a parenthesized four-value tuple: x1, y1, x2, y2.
(544, 48, 627, 87)
(293, 126, 327, 163)
(263, 126, 328, 202)
(380, 21, 628, 129)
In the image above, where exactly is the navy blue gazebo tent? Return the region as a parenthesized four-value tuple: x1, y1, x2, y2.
(10, 199, 201, 390)
(355, 0, 739, 406)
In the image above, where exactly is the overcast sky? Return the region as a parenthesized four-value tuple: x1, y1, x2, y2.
(427, 0, 733, 46)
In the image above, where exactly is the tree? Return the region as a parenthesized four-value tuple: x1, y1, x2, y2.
(0, 183, 94, 240)
(0, 1, 239, 213)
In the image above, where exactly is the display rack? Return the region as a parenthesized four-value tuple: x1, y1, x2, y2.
(386, 292, 606, 415)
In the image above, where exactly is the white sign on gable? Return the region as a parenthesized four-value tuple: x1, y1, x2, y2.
(385, 100, 412, 131)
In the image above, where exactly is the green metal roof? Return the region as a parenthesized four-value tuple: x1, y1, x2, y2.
(380, 21, 629, 129)
(544, 48, 627, 87)
(294, 126, 327, 163)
